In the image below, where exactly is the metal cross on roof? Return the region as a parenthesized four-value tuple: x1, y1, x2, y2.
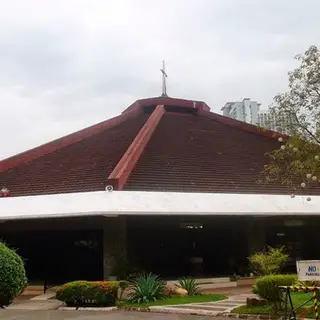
(160, 60, 168, 97)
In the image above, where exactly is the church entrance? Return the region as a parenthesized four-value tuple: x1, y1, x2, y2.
(127, 216, 249, 279)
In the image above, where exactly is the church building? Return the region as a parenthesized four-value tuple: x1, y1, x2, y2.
(1, 81, 320, 284)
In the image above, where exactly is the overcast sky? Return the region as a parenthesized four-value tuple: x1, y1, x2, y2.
(1, 0, 320, 159)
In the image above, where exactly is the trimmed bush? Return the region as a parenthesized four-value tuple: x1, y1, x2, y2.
(0, 242, 27, 308)
(56, 281, 119, 307)
(253, 274, 297, 310)
(127, 273, 165, 304)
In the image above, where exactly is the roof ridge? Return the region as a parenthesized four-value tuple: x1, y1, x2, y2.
(107, 105, 165, 190)
(0, 109, 141, 173)
(197, 109, 288, 140)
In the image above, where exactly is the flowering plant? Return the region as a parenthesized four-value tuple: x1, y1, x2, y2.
(56, 280, 119, 307)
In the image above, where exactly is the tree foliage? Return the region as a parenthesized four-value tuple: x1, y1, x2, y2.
(263, 45, 320, 194)
(248, 246, 288, 276)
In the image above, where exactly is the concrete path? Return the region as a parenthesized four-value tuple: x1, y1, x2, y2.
(0, 310, 227, 320)
(7, 299, 62, 310)
(150, 294, 255, 316)
(30, 292, 56, 301)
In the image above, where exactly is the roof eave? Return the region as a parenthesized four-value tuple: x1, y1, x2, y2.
(1, 190, 319, 221)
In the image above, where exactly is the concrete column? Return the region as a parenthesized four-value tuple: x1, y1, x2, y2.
(103, 217, 127, 280)
(247, 218, 266, 254)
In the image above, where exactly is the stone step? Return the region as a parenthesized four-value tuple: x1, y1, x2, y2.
(200, 282, 237, 289)
(220, 300, 246, 304)
(203, 301, 244, 306)
(150, 307, 221, 316)
(169, 305, 227, 311)
(167, 277, 231, 286)
(196, 277, 231, 284)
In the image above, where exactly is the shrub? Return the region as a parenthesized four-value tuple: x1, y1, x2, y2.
(248, 246, 288, 276)
(253, 274, 297, 311)
(178, 278, 200, 296)
(56, 281, 119, 307)
(127, 273, 165, 304)
(0, 242, 27, 308)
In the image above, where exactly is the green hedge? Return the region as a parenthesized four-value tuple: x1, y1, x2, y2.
(0, 242, 27, 307)
(56, 281, 119, 307)
(253, 274, 297, 307)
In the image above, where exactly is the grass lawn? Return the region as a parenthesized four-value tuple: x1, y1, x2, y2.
(233, 292, 315, 318)
(118, 293, 227, 309)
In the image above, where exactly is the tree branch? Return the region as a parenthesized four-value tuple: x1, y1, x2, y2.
(292, 112, 320, 144)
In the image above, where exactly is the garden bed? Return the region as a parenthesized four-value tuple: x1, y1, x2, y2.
(232, 292, 315, 319)
(118, 293, 226, 310)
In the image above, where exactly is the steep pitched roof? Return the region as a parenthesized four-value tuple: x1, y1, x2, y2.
(124, 112, 283, 193)
(1, 96, 306, 197)
(0, 110, 149, 196)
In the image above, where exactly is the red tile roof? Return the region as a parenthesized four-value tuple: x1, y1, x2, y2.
(108, 105, 165, 190)
(0, 96, 312, 197)
(0, 109, 141, 173)
(124, 112, 289, 194)
(0, 112, 149, 196)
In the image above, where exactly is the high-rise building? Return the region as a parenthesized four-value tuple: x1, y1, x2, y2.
(222, 98, 293, 134)
(221, 98, 261, 125)
(257, 110, 294, 135)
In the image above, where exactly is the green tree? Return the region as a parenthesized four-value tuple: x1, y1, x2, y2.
(263, 45, 320, 195)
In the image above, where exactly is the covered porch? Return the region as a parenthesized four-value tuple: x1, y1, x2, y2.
(1, 190, 319, 284)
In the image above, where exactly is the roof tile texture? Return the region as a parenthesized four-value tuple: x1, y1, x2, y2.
(0, 113, 149, 196)
(124, 112, 313, 194)
(2, 103, 318, 197)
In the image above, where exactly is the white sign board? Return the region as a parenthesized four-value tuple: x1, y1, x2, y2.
(296, 260, 320, 281)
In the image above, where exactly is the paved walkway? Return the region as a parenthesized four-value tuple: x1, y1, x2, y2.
(150, 293, 255, 316)
(0, 310, 228, 320)
(7, 299, 62, 311)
